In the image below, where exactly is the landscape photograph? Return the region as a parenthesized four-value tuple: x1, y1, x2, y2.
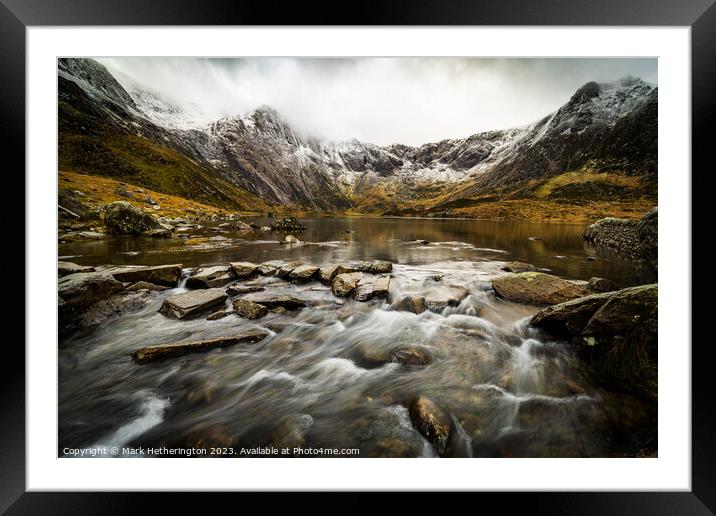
(58, 57, 658, 458)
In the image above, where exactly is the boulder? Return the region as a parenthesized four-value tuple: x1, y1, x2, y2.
(492, 272, 590, 305)
(257, 260, 285, 276)
(58, 261, 95, 277)
(353, 274, 390, 301)
(276, 261, 302, 279)
(289, 265, 320, 283)
(637, 207, 658, 273)
(103, 201, 163, 235)
(589, 276, 619, 292)
(244, 294, 308, 310)
(425, 286, 469, 311)
(219, 220, 253, 231)
(58, 272, 125, 308)
(408, 396, 451, 456)
(283, 235, 301, 245)
(270, 217, 306, 231)
(531, 284, 658, 400)
(319, 265, 357, 285)
(110, 264, 182, 287)
(233, 298, 269, 319)
(62, 290, 150, 333)
(133, 331, 269, 364)
(395, 295, 427, 314)
(500, 261, 537, 273)
(186, 265, 236, 289)
(159, 288, 228, 319)
(331, 272, 362, 297)
(230, 262, 258, 278)
(126, 281, 169, 292)
(226, 285, 265, 296)
(358, 260, 393, 274)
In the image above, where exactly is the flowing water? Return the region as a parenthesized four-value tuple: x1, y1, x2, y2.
(58, 217, 656, 458)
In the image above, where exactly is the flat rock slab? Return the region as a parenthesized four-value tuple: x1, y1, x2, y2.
(226, 285, 265, 296)
(277, 261, 303, 278)
(230, 262, 258, 278)
(126, 281, 169, 292)
(492, 272, 590, 305)
(289, 265, 319, 282)
(133, 331, 269, 364)
(244, 294, 308, 310)
(159, 288, 228, 319)
(186, 265, 236, 288)
(110, 264, 182, 287)
(58, 261, 95, 277)
(358, 260, 393, 274)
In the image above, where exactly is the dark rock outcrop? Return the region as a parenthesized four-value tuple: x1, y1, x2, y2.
(583, 207, 657, 273)
(103, 201, 164, 235)
(110, 264, 182, 287)
(270, 217, 306, 231)
(233, 298, 269, 319)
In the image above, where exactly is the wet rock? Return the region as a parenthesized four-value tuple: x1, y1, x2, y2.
(331, 272, 362, 297)
(257, 260, 285, 276)
(206, 309, 231, 320)
(408, 396, 451, 456)
(353, 274, 391, 301)
(353, 342, 391, 368)
(492, 272, 590, 305)
(532, 284, 658, 400)
(500, 261, 537, 273)
(530, 291, 614, 336)
(270, 217, 306, 231)
(283, 234, 301, 245)
(186, 265, 236, 289)
(141, 228, 172, 238)
(425, 286, 469, 311)
(319, 265, 357, 285)
(589, 276, 619, 292)
(390, 347, 433, 366)
(271, 414, 313, 451)
(276, 261, 302, 279)
(230, 261, 258, 278)
(395, 295, 427, 314)
(103, 201, 163, 235)
(126, 281, 169, 292)
(58, 272, 125, 308)
(219, 220, 253, 231)
(61, 290, 149, 332)
(233, 298, 269, 319)
(245, 294, 308, 310)
(58, 261, 95, 277)
(133, 330, 269, 363)
(159, 288, 228, 319)
(226, 285, 265, 296)
(110, 264, 182, 287)
(289, 265, 319, 283)
(359, 260, 393, 274)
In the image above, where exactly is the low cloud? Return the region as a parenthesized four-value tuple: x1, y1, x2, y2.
(98, 57, 657, 146)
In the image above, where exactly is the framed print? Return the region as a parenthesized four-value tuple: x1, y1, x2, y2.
(3, 0, 713, 512)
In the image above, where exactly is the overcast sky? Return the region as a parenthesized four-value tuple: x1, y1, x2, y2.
(98, 57, 657, 146)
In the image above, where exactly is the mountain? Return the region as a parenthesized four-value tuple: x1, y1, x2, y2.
(58, 58, 657, 217)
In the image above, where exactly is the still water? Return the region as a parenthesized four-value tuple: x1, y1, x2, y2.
(58, 217, 656, 457)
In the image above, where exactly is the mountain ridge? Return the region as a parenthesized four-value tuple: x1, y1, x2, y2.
(58, 58, 657, 218)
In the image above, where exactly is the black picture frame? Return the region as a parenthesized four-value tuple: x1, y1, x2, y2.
(2, 0, 711, 512)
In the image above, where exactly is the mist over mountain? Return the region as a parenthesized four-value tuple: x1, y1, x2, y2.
(58, 58, 657, 216)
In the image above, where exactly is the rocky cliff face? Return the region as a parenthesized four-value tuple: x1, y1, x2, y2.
(58, 59, 658, 213)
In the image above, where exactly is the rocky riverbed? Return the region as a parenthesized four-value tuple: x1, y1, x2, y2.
(58, 216, 658, 458)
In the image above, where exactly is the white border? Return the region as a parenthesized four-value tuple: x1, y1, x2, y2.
(27, 27, 691, 491)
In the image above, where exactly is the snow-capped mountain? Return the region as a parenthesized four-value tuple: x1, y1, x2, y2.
(58, 58, 657, 213)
